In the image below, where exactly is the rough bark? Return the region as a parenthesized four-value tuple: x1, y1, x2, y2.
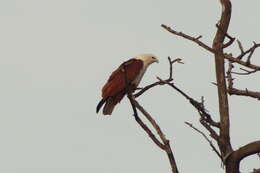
(212, 0, 233, 157)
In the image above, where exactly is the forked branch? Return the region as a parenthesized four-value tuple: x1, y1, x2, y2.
(224, 53, 260, 71)
(123, 65, 179, 173)
(161, 24, 260, 72)
(128, 95, 179, 173)
(134, 57, 183, 98)
(227, 62, 260, 100)
(236, 42, 260, 62)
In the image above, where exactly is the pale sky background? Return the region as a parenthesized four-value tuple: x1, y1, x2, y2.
(0, 0, 259, 173)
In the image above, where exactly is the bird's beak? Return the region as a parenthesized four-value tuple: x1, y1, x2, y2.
(155, 58, 159, 63)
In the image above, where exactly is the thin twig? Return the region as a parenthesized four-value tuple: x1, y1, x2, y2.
(168, 57, 184, 80)
(246, 42, 258, 64)
(157, 77, 220, 128)
(236, 42, 260, 60)
(237, 40, 244, 55)
(226, 61, 260, 100)
(161, 24, 215, 53)
(185, 121, 222, 160)
(224, 53, 260, 71)
(161, 23, 260, 72)
(161, 24, 260, 72)
(134, 57, 183, 98)
(231, 68, 257, 75)
(200, 119, 220, 141)
(134, 80, 171, 98)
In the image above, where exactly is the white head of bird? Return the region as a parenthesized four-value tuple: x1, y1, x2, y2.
(135, 53, 159, 67)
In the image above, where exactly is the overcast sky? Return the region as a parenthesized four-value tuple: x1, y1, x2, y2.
(0, 0, 259, 173)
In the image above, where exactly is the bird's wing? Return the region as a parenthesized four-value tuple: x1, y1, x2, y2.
(102, 58, 143, 98)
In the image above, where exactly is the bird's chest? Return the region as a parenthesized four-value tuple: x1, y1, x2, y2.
(132, 67, 147, 86)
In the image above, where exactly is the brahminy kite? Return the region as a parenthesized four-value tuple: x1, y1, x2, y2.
(96, 53, 159, 115)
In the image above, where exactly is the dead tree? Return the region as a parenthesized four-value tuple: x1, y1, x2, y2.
(125, 1, 260, 173)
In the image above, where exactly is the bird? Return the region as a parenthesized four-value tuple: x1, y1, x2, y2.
(96, 53, 159, 115)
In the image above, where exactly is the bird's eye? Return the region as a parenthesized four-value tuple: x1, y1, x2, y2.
(152, 57, 155, 59)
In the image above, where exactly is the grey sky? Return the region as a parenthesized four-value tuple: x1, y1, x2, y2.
(0, 0, 259, 173)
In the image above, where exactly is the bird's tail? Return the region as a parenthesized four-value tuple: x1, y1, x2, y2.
(96, 98, 106, 114)
(96, 94, 125, 115)
(96, 98, 116, 115)
(102, 98, 116, 115)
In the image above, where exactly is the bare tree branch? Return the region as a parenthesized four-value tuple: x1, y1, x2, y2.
(132, 99, 168, 144)
(236, 141, 260, 161)
(159, 1, 260, 173)
(237, 40, 245, 54)
(227, 141, 260, 173)
(123, 64, 179, 173)
(123, 64, 166, 150)
(236, 42, 260, 61)
(161, 24, 215, 53)
(199, 119, 220, 142)
(228, 88, 260, 100)
(212, 0, 233, 157)
(134, 80, 171, 98)
(227, 61, 260, 100)
(157, 75, 220, 128)
(134, 57, 183, 98)
(215, 23, 235, 48)
(130, 96, 179, 173)
(99, 0, 260, 172)
(185, 121, 222, 160)
(161, 24, 260, 73)
(224, 53, 260, 71)
(168, 57, 184, 80)
(128, 94, 166, 150)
